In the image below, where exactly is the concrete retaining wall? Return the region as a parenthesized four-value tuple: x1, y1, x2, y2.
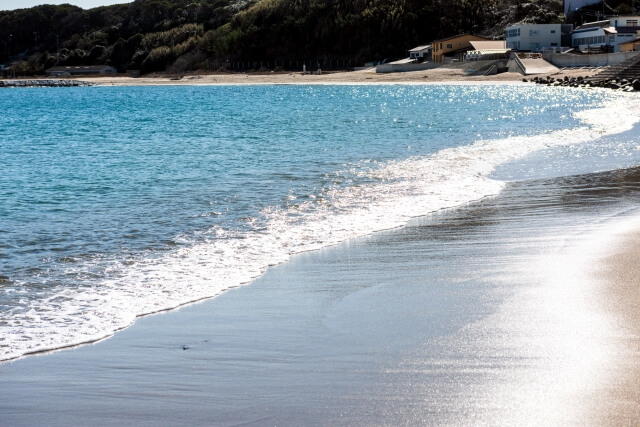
(375, 60, 501, 74)
(544, 51, 638, 67)
(376, 62, 437, 73)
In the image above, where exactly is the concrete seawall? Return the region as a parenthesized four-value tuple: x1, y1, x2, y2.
(544, 51, 638, 68)
(376, 62, 437, 73)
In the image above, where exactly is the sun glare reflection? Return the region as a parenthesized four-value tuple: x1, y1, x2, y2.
(473, 219, 634, 424)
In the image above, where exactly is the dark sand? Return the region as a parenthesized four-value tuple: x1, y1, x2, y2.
(2, 168, 640, 425)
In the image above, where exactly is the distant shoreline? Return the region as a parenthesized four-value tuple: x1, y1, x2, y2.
(2, 67, 603, 87)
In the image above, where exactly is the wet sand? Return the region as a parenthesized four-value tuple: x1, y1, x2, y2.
(594, 228, 640, 423)
(1, 165, 640, 425)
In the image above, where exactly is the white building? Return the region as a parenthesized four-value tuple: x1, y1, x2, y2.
(572, 17, 640, 53)
(408, 45, 431, 62)
(506, 24, 573, 52)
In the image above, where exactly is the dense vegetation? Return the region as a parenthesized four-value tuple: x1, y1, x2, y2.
(0, 0, 633, 76)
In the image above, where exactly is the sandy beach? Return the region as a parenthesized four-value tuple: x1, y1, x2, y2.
(74, 64, 601, 86)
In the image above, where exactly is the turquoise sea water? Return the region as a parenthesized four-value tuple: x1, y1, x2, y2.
(1, 84, 638, 361)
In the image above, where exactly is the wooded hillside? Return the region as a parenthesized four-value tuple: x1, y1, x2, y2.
(0, 0, 631, 76)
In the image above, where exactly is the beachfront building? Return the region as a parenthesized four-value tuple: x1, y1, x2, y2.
(46, 65, 118, 77)
(505, 24, 573, 52)
(409, 45, 432, 62)
(572, 17, 640, 53)
(432, 34, 490, 63)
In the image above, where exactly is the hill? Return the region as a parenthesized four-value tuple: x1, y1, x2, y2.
(3, 0, 627, 76)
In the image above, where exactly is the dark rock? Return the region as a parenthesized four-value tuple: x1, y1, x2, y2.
(632, 79, 640, 91)
(0, 79, 93, 88)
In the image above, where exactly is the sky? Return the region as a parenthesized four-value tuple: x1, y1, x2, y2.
(0, 1, 132, 11)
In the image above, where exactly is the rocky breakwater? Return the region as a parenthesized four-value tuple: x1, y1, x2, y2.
(525, 75, 640, 92)
(0, 79, 94, 88)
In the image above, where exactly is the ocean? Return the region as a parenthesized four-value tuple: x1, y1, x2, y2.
(1, 83, 639, 363)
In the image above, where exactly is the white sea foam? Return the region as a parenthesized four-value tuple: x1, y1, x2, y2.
(2, 92, 639, 362)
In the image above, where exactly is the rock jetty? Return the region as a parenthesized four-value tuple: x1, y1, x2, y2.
(525, 75, 640, 92)
(0, 79, 94, 88)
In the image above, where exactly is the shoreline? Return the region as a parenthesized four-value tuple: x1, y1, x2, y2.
(1, 66, 603, 87)
(2, 166, 640, 424)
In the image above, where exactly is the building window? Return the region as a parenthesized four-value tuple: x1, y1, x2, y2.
(551, 30, 556, 33)
(628, 20, 638, 27)
(507, 28, 520, 38)
(446, 43, 453, 49)
(574, 34, 607, 46)
(529, 30, 540, 36)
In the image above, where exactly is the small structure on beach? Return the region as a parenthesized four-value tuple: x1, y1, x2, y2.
(620, 37, 640, 52)
(46, 65, 117, 77)
(431, 34, 491, 63)
(465, 40, 511, 61)
(408, 45, 432, 62)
